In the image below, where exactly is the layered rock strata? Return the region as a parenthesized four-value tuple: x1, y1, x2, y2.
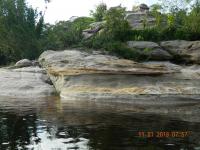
(0, 67, 55, 98)
(39, 50, 200, 105)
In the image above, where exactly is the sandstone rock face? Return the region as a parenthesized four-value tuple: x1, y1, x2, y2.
(126, 12, 156, 29)
(39, 50, 200, 105)
(0, 67, 55, 98)
(127, 41, 172, 60)
(160, 40, 200, 64)
(15, 59, 33, 68)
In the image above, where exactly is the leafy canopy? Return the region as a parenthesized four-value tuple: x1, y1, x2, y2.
(90, 3, 107, 22)
(0, 0, 44, 64)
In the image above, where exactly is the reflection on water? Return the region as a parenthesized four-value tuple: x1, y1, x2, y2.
(0, 96, 200, 150)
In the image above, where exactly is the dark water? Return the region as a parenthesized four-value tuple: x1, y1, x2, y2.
(0, 96, 200, 150)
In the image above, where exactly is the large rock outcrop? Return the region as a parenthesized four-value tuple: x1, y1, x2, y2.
(0, 67, 55, 98)
(39, 50, 200, 105)
(160, 40, 200, 64)
(127, 41, 172, 60)
(126, 12, 156, 29)
(127, 40, 200, 63)
(125, 4, 159, 29)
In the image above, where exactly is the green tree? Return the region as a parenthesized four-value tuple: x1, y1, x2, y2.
(150, 4, 163, 27)
(90, 3, 107, 22)
(184, 1, 200, 33)
(0, 0, 44, 64)
(104, 6, 131, 41)
(161, 0, 189, 12)
(41, 17, 94, 50)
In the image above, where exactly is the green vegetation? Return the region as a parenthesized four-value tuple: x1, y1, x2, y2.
(129, 0, 200, 41)
(0, 0, 45, 65)
(41, 17, 94, 50)
(82, 6, 139, 60)
(90, 3, 107, 22)
(0, 0, 200, 65)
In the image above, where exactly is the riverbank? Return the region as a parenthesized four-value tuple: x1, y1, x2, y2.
(0, 40, 200, 119)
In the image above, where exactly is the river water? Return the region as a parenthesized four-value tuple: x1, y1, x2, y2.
(0, 96, 200, 150)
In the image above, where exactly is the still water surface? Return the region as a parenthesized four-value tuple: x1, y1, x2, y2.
(0, 96, 200, 150)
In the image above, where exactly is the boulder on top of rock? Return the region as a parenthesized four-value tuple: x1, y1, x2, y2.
(139, 3, 150, 12)
(127, 41, 172, 61)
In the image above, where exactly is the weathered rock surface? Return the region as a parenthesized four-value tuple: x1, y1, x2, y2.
(39, 50, 200, 105)
(126, 12, 156, 29)
(15, 59, 33, 68)
(125, 4, 167, 29)
(0, 67, 55, 98)
(127, 41, 172, 60)
(127, 40, 200, 63)
(160, 40, 200, 64)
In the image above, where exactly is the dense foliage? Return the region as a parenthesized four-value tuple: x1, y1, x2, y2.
(130, 0, 200, 41)
(82, 6, 137, 60)
(41, 17, 94, 50)
(0, 0, 44, 65)
(90, 3, 107, 22)
(1, 0, 200, 65)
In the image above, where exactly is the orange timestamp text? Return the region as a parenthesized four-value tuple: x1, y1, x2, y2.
(138, 131, 192, 138)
